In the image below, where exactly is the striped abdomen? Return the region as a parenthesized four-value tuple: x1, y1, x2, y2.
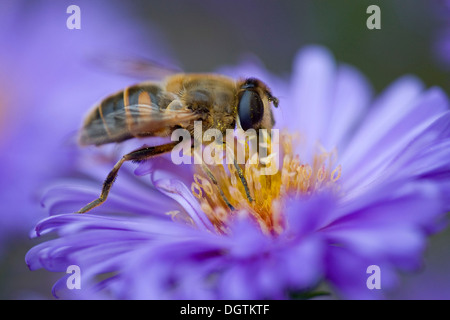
(79, 82, 167, 146)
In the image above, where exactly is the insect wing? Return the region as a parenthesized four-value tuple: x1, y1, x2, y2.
(114, 103, 198, 132)
(88, 54, 182, 80)
(79, 102, 197, 146)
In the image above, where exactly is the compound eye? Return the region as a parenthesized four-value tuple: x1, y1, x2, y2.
(238, 90, 264, 131)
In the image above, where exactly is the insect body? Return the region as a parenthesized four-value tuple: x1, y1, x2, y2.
(77, 73, 279, 213)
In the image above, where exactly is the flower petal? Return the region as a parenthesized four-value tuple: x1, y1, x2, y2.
(289, 45, 336, 158)
(341, 86, 449, 194)
(153, 178, 215, 232)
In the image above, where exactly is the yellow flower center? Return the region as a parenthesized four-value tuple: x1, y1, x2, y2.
(188, 131, 342, 235)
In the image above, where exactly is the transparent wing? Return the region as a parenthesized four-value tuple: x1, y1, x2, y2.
(80, 102, 198, 146)
(87, 54, 183, 80)
(106, 102, 198, 130)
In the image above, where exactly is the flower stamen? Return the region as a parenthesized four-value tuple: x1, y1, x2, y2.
(190, 131, 342, 235)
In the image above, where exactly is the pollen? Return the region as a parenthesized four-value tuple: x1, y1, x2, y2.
(189, 131, 342, 235)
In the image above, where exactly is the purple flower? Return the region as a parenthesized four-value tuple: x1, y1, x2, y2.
(26, 46, 450, 299)
(0, 0, 173, 247)
(431, 1, 450, 69)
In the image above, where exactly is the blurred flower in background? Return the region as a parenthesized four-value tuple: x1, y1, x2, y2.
(432, 0, 450, 69)
(26, 45, 450, 299)
(0, 0, 173, 298)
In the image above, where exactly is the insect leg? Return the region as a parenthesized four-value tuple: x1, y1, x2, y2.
(201, 162, 235, 211)
(76, 141, 179, 213)
(192, 143, 235, 211)
(233, 157, 254, 203)
(223, 140, 254, 203)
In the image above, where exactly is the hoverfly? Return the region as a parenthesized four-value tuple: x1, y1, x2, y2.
(77, 61, 279, 213)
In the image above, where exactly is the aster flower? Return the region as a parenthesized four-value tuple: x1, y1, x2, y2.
(0, 0, 172, 247)
(431, 0, 450, 69)
(0, 0, 174, 300)
(26, 45, 450, 300)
